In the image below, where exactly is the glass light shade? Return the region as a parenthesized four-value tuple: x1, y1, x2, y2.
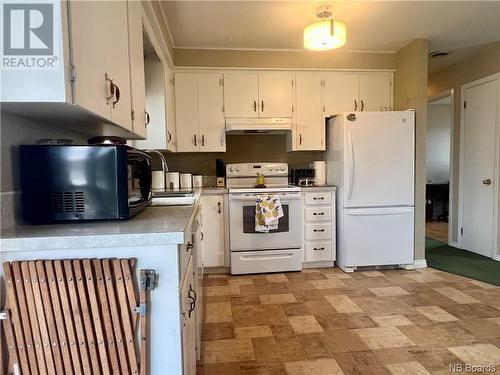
(303, 19, 347, 51)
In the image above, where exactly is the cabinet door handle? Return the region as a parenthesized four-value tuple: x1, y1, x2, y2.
(299, 134, 302, 145)
(187, 242, 194, 250)
(313, 197, 325, 200)
(201, 232, 204, 241)
(313, 212, 325, 216)
(168, 131, 172, 143)
(112, 82, 120, 108)
(313, 229, 325, 232)
(145, 111, 151, 126)
(188, 284, 197, 318)
(354, 100, 358, 111)
(202, 134, 205, 147)
(105, 73, 114, 105)
(217, 202, 221, 214)
(360, 100, 364, 111)
(313, 247, 325, 251)
(194, 134, 197, 146)
(253, 100, 257, 112)
(261, 100, 264, 112)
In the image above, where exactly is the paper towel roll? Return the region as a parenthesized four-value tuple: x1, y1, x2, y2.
(152, 171, 165, 190)
(314, 161, 326, 186)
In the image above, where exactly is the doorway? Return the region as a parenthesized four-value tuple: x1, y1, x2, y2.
(426, 93, 453, 243)
(459, 74, 499, 259)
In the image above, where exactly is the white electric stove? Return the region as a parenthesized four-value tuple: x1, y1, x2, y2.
(226, 163, 303, 275)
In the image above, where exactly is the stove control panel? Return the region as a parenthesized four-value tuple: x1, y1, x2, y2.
(226, 162, 288, 177)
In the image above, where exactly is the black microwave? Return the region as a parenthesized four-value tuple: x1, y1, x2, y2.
(20, 145, 152, 223)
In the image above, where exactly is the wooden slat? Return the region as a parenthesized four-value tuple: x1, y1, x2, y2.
(121, 259, 139, 332)
(93, 259, 121, 375)
(47, 261, 78, 375)
(102, 259, 130, 375)
(28, 261, 56, 374)
(83, 259, 111, 375)
(35, 261, 65, 375)
(73, 259, 101, 375)
(3, 263, 28, 375)
(138, 270, 150, 375)
(20, 261, 47, 374)
(12, 262, 40, 374)
(62, 260, 92, 374)
(113, 259, 139, 375)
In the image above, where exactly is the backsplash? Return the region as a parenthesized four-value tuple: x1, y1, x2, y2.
(161, 135, 324, 176)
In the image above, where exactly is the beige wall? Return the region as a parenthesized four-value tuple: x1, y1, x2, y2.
(428, 41, 500, 244)
(174, 49, 395, 70)
(394, 39, 429, 261)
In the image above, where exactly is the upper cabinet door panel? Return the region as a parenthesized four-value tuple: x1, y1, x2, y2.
(258, 74, 293, 117)
(175, 73, 199, 152)
(323, 74, 358, 116)
(69, 0, 131, 129)
(295, 75, 324, 151)
(223, 73, 259, 118)
(358, 74, 392, 111)
(198, 74, 225, 152)
(127, 0, 146, 137)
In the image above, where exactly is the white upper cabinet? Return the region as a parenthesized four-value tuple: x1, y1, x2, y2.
(127, 0, 147, 138)
(198, 74, 225, 152)
(323, 74, 359, 115)
(223, 73, 259, 117)
(258, 74, 294, 117)
(175, 73, 225, 152)
(70, 0, 132, 130)
(358, 74, 392, 111)
(295, 75, 324, 151)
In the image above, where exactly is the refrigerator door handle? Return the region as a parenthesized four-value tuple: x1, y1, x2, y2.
(346, 207, 414, 216)
(346, 131, 354, 200)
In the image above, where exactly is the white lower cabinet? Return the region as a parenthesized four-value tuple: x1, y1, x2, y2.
(181, 256, 196, 375)
(303, 188, 337, 265)
(201, 193, 227, 268)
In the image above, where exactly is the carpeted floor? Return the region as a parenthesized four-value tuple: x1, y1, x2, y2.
(425, 238, 500, 286)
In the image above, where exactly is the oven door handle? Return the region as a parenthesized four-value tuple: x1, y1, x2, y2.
(229, 194, 301, 202)
(239, 252, 297, 261)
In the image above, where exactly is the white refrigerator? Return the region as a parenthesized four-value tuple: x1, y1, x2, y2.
(326, 111, 415, 272)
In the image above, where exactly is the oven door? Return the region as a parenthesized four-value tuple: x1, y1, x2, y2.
(229, 192, 303, 251)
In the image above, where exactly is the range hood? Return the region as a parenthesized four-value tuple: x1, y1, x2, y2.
(225, 117, 292, 134)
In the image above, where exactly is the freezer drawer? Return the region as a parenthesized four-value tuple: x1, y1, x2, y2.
(230, 249, 302, 275)
(304, 206, 332, 222)
(343, 207, 414, 267)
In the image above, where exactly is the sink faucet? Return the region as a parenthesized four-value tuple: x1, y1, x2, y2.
(145, 149, 169, 173)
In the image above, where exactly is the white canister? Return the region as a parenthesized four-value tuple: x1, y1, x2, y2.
(180, 173, 192, 190)
(192, 175, 203, 188)
(151, 171, 165, 190)
(166, 172, 180, 190)
(313, 161, 327, 186)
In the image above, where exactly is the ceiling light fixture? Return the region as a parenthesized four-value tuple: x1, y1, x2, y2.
(303, 5, 346, 51)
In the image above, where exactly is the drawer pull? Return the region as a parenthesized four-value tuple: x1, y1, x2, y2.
(313, 197, 325, 200)
(313, 229, 325, 232)
(313, 212, 324, 216)
(187, 242, 194, 250)
(313, 247, 325, 251)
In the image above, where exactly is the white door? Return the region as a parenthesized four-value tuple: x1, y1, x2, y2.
(175, 73, 199, 152)
(127, 0, 147, 137)
(461, 78, 498, 256)
(223, 73, 259, 117)
(358, 74, 392, 111)
(295, 75, 324, 150)
(201, 195, 225, 267)
(344, 207, 414, 266)
(323, 74, 358, 115)
(343, 111, 415, 207)
(198, 74, 225, 152)
(258, 74, 293, 117)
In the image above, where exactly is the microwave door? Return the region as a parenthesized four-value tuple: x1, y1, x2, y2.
(127, 154, 152, 214)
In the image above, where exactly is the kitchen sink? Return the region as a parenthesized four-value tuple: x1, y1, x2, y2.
(151, 190, 196, 206)
(152, 191, 195, 198)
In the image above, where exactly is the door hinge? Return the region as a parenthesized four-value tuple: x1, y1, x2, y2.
(140, 269, 157, 291)
(461, 227, 464, 236)
(131, 109, 135, 121)
(463, 101, 466, 109)
(170, 78, 175, 85)
(0, 310, 8, 320)
(70, 64, 77, 83)
(291, 79, 294, 87)
(134, 303, 147, 317)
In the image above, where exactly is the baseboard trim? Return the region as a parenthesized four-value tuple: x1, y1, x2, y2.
(448, 241, 460, 248)
(413, 259, 427, 269)
(302, 261, 335, 269)
(204, 266, 230, 274)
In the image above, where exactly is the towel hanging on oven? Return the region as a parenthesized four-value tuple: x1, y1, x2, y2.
(255, 194, 284, 233)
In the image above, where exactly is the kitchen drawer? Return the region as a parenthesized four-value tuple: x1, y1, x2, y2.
(305, 223, 332, 241)
(304, 191, 332, 205)
(305, 242, 333, 262)
(179, 241, 193, 282)
(304, 206, 332, 222)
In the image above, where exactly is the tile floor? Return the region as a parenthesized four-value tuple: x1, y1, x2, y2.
(198, 267, 500, 375)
